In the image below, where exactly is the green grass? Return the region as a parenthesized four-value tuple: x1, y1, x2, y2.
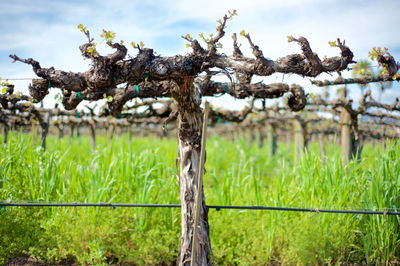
(0, 132, 399, 264)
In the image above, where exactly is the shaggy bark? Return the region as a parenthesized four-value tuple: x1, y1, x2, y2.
(312, 74, 400, 86)
(8, 14, 360, 264)
(312, 53, 399, 86)
(10, 22, 351, 114)
(172, 78, 212, 265)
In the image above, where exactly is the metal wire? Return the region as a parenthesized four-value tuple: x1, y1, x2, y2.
(0, 202, 179, 208)
(1, 202, 399, 215)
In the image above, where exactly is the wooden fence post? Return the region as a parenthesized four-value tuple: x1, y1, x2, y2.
(340, 106, 352, 165)
(339, 85, 352, 165)
(293, 119, 305, 164)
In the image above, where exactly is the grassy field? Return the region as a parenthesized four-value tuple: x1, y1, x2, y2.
(0, 132, 399, 265)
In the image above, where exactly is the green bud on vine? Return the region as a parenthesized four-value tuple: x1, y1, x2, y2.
(100, 29, 116, 44)
(328, 40, 337, 47)
(228, 9, 237, 19)
(87, 43, 97, 54)
(368, 46, 390, 61)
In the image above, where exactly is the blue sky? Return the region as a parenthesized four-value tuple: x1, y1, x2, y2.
(1, 0, 399, 109)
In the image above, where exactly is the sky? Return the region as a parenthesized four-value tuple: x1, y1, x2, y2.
(0, 0, 399, 110)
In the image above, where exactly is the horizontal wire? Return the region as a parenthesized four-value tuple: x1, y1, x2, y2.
(0, 200, 397, 211)
(1, 202, 399, 215)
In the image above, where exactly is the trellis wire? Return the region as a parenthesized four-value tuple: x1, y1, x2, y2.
(1, 202, 399, 216)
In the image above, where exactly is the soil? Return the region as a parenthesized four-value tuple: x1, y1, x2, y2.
(5, 257, 44, 266)
(5, 257, 77, 266)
